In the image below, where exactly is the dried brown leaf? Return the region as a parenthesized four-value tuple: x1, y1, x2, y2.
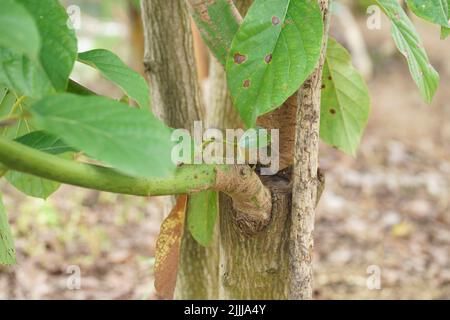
(154, 195, 187, 299)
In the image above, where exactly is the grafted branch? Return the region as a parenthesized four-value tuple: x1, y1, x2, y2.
(0, 136, 270, 222)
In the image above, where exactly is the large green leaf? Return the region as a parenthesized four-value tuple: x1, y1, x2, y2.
(5, 131, 74, 199)
(0, 192, 16, 265)
(78, 49, 150, 109)
(226, 0, 324, 127)
(17, 0, 77, 92)
(187, 0, 240, 66)
(30, 94, 176, 178)
(375, 0, 439, 103)
(320, 38, 370, 156)
(0, 0, 40, 59)
(187, 190, 218, 246)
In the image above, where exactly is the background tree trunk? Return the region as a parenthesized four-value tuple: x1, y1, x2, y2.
(141, 0, 218, 299)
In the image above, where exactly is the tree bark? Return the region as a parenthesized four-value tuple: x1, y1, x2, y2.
(219, 175, 291, 299)
(141, 0, 330, 300)
(141, 0, 204, 127)
(141, 0, 216, 299)
(289, 0, 330, 300)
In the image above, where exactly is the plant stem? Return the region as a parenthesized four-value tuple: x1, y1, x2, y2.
(0, 135, 217, 196)
(0, 137, 271, 222)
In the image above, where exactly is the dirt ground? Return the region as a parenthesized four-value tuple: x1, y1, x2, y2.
(0, 12, 449, 299)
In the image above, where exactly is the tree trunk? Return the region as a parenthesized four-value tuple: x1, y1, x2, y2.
(141, 0, 218, 299)
(289, 0, 330, 300)
(141, 0, 330, 300)
(218, 176, 291, 299)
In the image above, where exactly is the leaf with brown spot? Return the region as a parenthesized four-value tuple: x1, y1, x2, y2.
(320, 38, 370, 156)
(154, 195, 187, 299)
(226, 0, 324, 127)
(186, 0, 241, 65)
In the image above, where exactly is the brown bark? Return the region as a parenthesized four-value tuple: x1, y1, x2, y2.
(141, 0, 214, 299)
(191, 19, 210, 82)
(141, 0, 204, 127)
(142, 0, 329, 300)
(219, 176, 291, 299)
(256, 96, 297, 170)
(128, 1, 145, 75)
(206, 57, 242, 129)
(289, 0, 331, 300)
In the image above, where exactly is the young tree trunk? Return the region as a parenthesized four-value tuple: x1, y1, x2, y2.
(289, 0, 330, 300)
(215, 1, 330, 300)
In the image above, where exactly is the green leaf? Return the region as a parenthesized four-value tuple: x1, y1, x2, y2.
(5, 131, 75, 199)
(375, 0, 439, 103)
(226, 0, 324, 127)
(407, 0, 449, 28)
(406, 0, 450, 39)
(17, 0, 78, 92)
(442, 26, 450, 38)
(320, 38, 371, 156)
(0, 91, 36, 139)
(67, 79, 96, 96)
(0, 192, 16, 265)
(78, 49, 150, 109)
(30, 94, 176, 178)
(0, 0, 40, 59)
(14, 130, 74, 155)
(187, 191, 218, 246)
(187, 0, 240, 65)
(5, 170, 60, 199)
(0, 48, 53, 99)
